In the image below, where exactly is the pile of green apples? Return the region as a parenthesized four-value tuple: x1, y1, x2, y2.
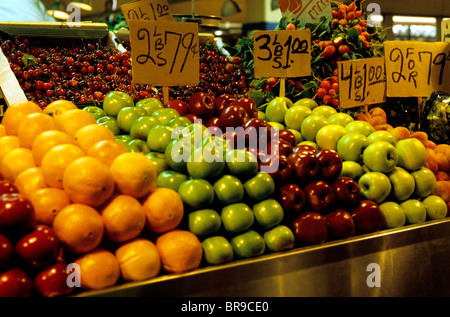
(264, 96, 449, 230)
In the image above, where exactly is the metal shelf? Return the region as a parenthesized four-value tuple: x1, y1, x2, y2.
(76, 217, 450, 297)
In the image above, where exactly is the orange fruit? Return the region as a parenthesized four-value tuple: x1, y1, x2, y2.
(142, 187, 184, 234)
(1, 148, 36, 181)
(14, 167, 46, 199)
(63, 156, 115, 207)
(86, 139, 129, 168)
(2, 101, 43, 136)
(18, 112, 58, 149)
(53, 108, 97, 137)
(31, 130, 74, 166)
(73, 124, 116, 153)
(43, 100, 78, 115)
(74, 248, 120, 290)
(0, 135, 20, 164)
(109, 152, 157, 199)
(0, 124, 6, 137)
(115, 238, 161, 282)
(41, 144, 85, 188)
(156, 230, 203, 273)
(28, 187, 71, 226)
(53, 203, 104, 254)
(100, 195, 146, 243)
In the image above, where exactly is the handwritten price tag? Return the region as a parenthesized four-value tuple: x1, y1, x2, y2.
(121, 0, 173, 24)
(253, 29, 311, 78)
(129, 20, 199, 86)
(384, 41, 450, 97)
(337, 57, 386, 108)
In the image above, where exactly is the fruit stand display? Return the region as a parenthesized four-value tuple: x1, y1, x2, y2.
(0, 1, 449, 298)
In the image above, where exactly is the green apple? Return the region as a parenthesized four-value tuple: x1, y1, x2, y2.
(263, 225, 295, 253)
(97, 116, 121, 135)
(300, 114, 329, 142)
(400, 199, 427, 224)
(252, 198, 284, 230)
(244, 172, 275, 202)
(117, 106, 147, 134)
(293, 98, 318, 110)
(146, 151, 168, 174)
(164, 138, 191, 173)
(311, 105, 337, 118)
(315, 124, 348, 151)
(151, 108, 180, 125)
(396, 138, 428, 171)
(165, 116, 192, 129)
(202, 136, 232, 162)
(267, 122, 285, 130)
(265, 97, 294, 124)
(135, 97, 164, 115)
(103, 91, 134, 116)
(230, 230, 266, 259)
(422, 195, 448, 220)
(225, 149, 259, 178)
(411, 167, 436, 198)
(258, 110, 266, 120)
(340, 161, 364, 180)
(221, 203, 254, 234)
(181, 123, 211, 148)
(187, 146, 225, 179)
(345, 120, 375, 136)
(83, 106, 106, 120)
(358, 171, 392, 204)
(147, 125, 174, 153)
(213, 175, 244, 205)
(336, 133, 370, 164)
(288, 129, 303, 144)
(188, 209, 222, 237)
(284, 105, 312, 131)
(368, 130, 397, 146)
(379, 201, 406, 229)
(362, 141, 398, 174)
(156, 170, 189, 192)
(115, 134, 133, 146)
(388, 167, 415, 202)
(201, 236, 234, 265)
(178, 179, 215, 210)
(298, 140, 319, 150)
(327, 112, 354, 127)
(126, 139, 150, 154)
(129, 116, 160, 140)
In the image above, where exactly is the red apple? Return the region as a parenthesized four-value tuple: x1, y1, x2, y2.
(280, 183, 306, 219)
(292, 144, 317, 155)
(289, 152, 320, 186)
(304, 180, 336, 214)
(316, 149, 343, 183)
(185, 113, 201, 123)
(167, 99, 189, 116)
(351, 200, 383, 234)
(0, 180, 19, 195)
(260, 154, 293, 185)
(15, 224, 60, 269)
(331, 177, 361, 210)
(231, 98, 258, 118)
(0, 193, 36, 237)
(0, 268, 32, 297)
(324, 209, 356, 240)
(33, 262, 74, 297)
(278, 129, 297, 147)
(242, 118, 272, 148)
(188, 92, 216, 119)
(266, 139, 294, 158)
(205, 116, 220, 128)
(215, 94, 237, 114)
(292, 211, 328, 245)
(218, 105, 249, 130)
(0, 233, 13, 269)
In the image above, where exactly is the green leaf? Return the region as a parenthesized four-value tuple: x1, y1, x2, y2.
(247, 89, 265, 107)
(346, 28, 360, 44)
(21, 54, 36, 67)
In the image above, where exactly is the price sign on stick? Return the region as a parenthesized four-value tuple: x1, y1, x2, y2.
(129, 20, 199, 103)
(337, 57, 386, 109)
(121, 0, 174, 24)
(384, 41, 450, 97)
(253, 29, 311, 96)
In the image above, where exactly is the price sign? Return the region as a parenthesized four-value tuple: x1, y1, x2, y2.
(129, 20, 199, 86)
(253, 29, 311, 79)
(277, 0, 332, 25)
(121, 0, 173, 24)
(384, 41, 450, 97)
(337, 57, 386, 108)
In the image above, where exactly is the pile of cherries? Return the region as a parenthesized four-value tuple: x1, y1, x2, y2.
(1, 35, 253, 109)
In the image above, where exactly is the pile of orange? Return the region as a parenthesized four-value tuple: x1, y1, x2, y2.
(0, 100, 203, 294)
